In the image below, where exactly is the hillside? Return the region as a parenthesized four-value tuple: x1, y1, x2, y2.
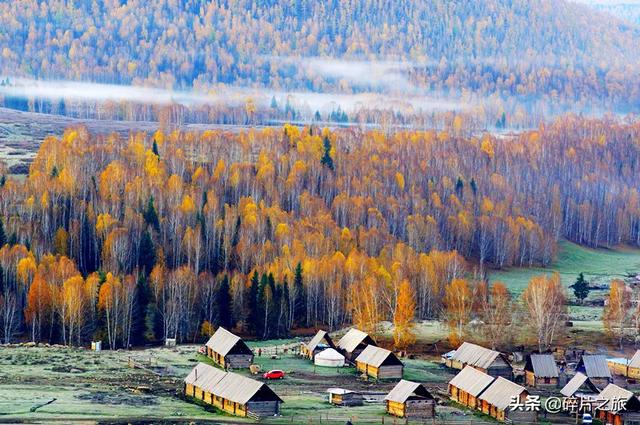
(1, 0, 638, 90)
(575, 0, 640, 25)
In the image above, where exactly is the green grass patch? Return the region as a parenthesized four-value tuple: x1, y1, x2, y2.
(489, 240, 640, 296)
(488, 240, 640, 323)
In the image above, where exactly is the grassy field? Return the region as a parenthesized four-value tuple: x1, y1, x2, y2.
(488, 240, 640, 295)
(0, 344, 465, 424)
(488, 240, 640, 322)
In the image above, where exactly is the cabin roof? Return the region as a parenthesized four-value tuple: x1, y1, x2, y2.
(305, 330, 333, 352)
(579, 355, 612, 379)
(451, 342, 509, 369)
(629, 350, 640, 369)
(448, 366, 495, 397)
(598, 383, 635, 413)
(355, 345, 401, 367)
(184, 362, 227, 391)
(385, 379, 433, 403)
(336, 328, 375, 353)
(526, 354, 559, 378)
(560, 372, 600, 397)
(184, 363, 283, 405)
(479, 377, 526, 411)
(205, 327, 248, 356)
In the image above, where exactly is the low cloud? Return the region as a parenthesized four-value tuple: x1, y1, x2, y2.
(0, 76, 465, 116)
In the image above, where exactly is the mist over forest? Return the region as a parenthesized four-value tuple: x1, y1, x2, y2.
(1, 0, 640, 128)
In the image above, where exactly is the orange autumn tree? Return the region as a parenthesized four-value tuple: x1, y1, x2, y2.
(522, 273, 567, 352)
(61, 275, 87, 346)
(24, 274, 53, 342)
(393, 279, 416, 351)
(603, 279, 631, 349)
(98, 273, 122, 349)
(349, 276, 384, 337)
(444, 278, 473, 346)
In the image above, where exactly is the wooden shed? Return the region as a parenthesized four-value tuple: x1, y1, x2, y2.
(627, 350, 640, 379)
(355, 345, 403, 379)
(524, 354, 559, 388)
(608, 357, 631, 377)
(446, 342, 512, 378)
(560, 372, 600, 399)
(336, 328, 377, 361)
(205, 327, 254, 369)
(595, 383, 640, 425)
(448, 366, 494, 409)
(478, 377, 536, 423)
(184, 363, 283, 418)
(384, 380, 435, 419)
(326, 388, 363, 406)
(577, 354, 612, 388)
(301, 330, 335, 360)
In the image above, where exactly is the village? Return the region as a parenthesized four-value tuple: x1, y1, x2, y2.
(5, 321, 640, 424)
(181, 326, 640, 424)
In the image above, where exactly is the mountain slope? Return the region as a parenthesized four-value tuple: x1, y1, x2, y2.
(0, 0, 638, 89)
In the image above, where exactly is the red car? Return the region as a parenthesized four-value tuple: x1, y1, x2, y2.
(263, 369, 285, 380)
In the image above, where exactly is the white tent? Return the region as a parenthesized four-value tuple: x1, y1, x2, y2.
(314, 348, 346, 367)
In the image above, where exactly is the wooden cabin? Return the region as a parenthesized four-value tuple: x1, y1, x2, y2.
(446, 342, 512, 378)
(608, 352, 640, 379)
(326, 388, 363, 406)
(478, 377, 536, 423)
(595, 383, 640, 425)
(384, 380, 435, 419)
(205, 327, 254, 369)
(609, 357, 631, 377)
(560, 372, 600, 399)
(627, 351, 640, 379)
(524, 354, 559, 388)
(355, 345, 403, 380)
(336, 328, 377, 361)
(577, 354, 612, 388)
(448, 366, 494, 409)
(300, 330, 335, 360)
(184, 363, 283, 418)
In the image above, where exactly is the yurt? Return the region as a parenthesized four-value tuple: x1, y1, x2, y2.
(314, 348, 346, 367)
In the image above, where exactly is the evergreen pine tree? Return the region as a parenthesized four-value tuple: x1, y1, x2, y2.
(130, 274, 149, 346)
(79, 212, 97, 274)
(143, 197, 160, 232)
(257, 273, 269, 339)
(216, 275, 233, 329)
(570, 272, 591, 304)
(151, 303, 164, 342)
(0, 217, 6, 247)
(470, 178, 477, 195)
(293, 262, 306, 327)
(138, 229, 156, 276)
(152, 140, 160, 157)
(267, 273, 279, 339)
(455, 177, 464, 194)
(282, 277, 291, 336)
(247, 271, 260, 335)
(320, 136, 334, 170)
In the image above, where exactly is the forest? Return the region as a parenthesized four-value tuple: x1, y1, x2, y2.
(0, 115, 639, 349)
(2, 0, 640, 127)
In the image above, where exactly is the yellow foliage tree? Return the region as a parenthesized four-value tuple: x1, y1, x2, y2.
(393, 279, 416, 351)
